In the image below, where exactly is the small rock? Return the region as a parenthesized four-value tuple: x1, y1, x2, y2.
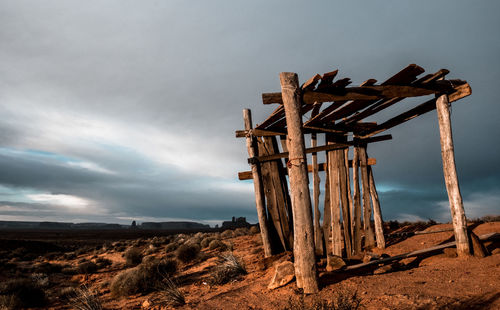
(491, 248, 500, 255)
(443, 248, 457, 258)
(268, 261, 295, 289)
(373, 263, 397, 275)
(142, 299, 151, 309)
(326, 255, 346, 271)
(470, 232, 488, 257)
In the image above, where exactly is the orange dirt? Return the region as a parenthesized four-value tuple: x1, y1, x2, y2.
(4, 222, 500, 309)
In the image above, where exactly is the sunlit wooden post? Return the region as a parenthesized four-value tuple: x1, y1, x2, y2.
(243, 109, 273, 257)
(368, 166, 385, 249)
(436, 94, 470, 257)
(280, 72, 318, 293)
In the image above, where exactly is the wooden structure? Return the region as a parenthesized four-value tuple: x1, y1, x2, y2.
(236, 64, 472, 293)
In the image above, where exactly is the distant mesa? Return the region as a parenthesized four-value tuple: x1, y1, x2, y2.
(140, 221, 209, 230)
(221, 216, 250, 229)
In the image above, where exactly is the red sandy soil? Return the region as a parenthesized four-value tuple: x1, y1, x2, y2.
(3, 222, 500, 309)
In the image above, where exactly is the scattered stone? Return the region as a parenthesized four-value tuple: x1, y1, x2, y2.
(491, 248, 500, 255)
(443, 248, 457, 258)
(257, 251, 292, 270)
(362, 252, 388, 263)
(470, 232, 488, 257)
(142, 299, 151, 309)
(373, 262, 400, 275)
(326, 255, 346, 271)
(268, 261, 295, 289)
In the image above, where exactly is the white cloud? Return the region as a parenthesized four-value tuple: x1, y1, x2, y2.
(27, 193, 93, 210)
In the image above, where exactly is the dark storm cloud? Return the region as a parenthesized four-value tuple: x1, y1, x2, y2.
(0, 0, 499, 224)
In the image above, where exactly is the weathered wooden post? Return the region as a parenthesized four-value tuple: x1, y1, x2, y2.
(359, 145, 376, 248)
(344, 147, 354, 255)
(436, 94, 470, 257)
(243, 109, 273, 257)
(351, 147, 362, 255)
(280, 72, 318, 293)
(311, 132, 323, 255)
(327, 135, 342, 257)
(337, 147, 352, 257)
(368, 166, 385, 249)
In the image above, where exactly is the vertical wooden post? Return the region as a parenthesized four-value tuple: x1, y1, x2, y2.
(352, 147, 362, 255)
(368, 166, 385, 249)
(344, 147, 354, 255)
(436, 94, 470, 257)
(311, 132, 323, 255)
(243, 109, 273, 257)
(280, 72, 318, 293)
(359, 145, 376, 248)
(338, 147, 352, 258)
(323, 158, 331, 258)
(327, 135, 342, 257)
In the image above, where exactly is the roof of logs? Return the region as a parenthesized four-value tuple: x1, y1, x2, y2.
(236, 64, 471, 142)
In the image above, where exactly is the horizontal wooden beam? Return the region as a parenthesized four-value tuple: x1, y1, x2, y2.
(235, 128, 286, 138)
(359, 82, 471, 138)
(238, 158, 377, 180)
(262, 85, 442, 105)
(248, 134, 392, 163)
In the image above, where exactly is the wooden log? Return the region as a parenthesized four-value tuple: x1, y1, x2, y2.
(327, 135, 342, 257)
(344, 232, 499, 271)
(359, 145, 375, 248)
(311, 105, 324, 256)
(280, 72, 318, 293)
(243, 109, 273, 257)
(238, 158, 377, 180)
(337, 146, 352, 258)
(351, 147, 362, 255)
(436, 94, 470, 257)
(368, 166, 385, 249)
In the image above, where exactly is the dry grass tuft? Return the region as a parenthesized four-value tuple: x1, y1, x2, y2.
(70, 286, 103, 310)
(210, 253, 247, 285)
(124, 247, 143, 267)
(175, 244, 200, 263)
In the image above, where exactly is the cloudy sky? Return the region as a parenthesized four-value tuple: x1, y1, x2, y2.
(0, 1, 498, 226)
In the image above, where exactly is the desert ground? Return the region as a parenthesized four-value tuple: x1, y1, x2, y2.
(0, 220, 499, 310)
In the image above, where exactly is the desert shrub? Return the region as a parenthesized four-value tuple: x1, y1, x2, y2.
(480, 215, 500, 222)
(61, 267, 78, 275)
(34, 262, 63, 274)
(175, 244, 200, 263)
(165, 242, 178, 253)
(70, 286, 103, 310)
(210, 253, 247, 285)
(220, 230, 234, 239)
(150, 237, 162, 247)
(110, 258, 177, 297)
(57, 286, 78, 301)
(0, 294, 21, 310)
(201, 237, 217, 248)
(95, 257, 112, 269)
(208, 239, 228, 251)
(249, 225, 260, 234)
(77, 261, 98, 274)
(156, 277, 185, 307)
(75, 246, 93, 256)
(30, 273, 49, 288)
(0, 278, 46, 308)
(284, 288, 361, 310)
(185, 236, 202, 246)
(234, 227, 250, 236)
(44, 251, 63, 260)
(124, 247, 143, 267)
(64, 252, 77, 260)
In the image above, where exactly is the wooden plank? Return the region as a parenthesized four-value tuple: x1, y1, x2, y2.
(249, 135, 391, 164)
(316, 70, 339, 90)
(344, 147, 354, 256)
(323, 161, 331, 258)
(255, 105, 284, 129)
(235, 128, 286, 138)
(351, 146, 362, 255)
(359, 82, 471, 138)
(327, 135, 342, 257)
(311, 105, 324, 256)
(301, 73, 322, 91)
(436, 94, 470, 257)
(238, 158, 377, 180)
(359, 145, 375, 248)
(368, 166, 385, 249)
(337, 146, 352, 258)
(258, 137, 290, 251)
(339, 69, 452, 127)
(280, 72, 318, 293)
(344, 232, 499, 271)
(243, 109, 273, 257)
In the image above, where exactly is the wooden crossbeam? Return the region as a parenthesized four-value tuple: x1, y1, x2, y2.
(359, 82, 471, 138)
(238, 158, 377, 180)
(248, 134, 391, 163)
(235, 128, 286, 138)
(262, 85, 443, 105)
